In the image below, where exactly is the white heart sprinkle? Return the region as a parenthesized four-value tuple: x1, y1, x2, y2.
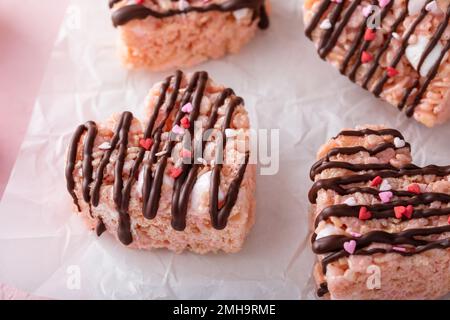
(393, 137, 406, 148)
(98, 142, 112, 150)
(391, 32, 401, 40)
(379, 179, 392, 191)
(344, 197, 357, 206)
(233, 8, 250, 21)
(319, 19, 332, 30)
(179, 0, 189, 11)
(425, 1, 441, 14)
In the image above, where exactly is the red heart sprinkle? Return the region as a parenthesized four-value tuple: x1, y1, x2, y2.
(370, 175, 382, 187)
(394, 206, 406, 219)
(364, 28, 376, 41)
(139, 138, 153, 151)
(405, 205, 414, 219)
(180, 116, 190, 129)
(387, 67, 399, 77)
(407, 184, 421, 194)
(359, 207, 372, 220)
(361, 51, 373, 63)
(136, 0, 144, 4)
(169, 167, 183, 179)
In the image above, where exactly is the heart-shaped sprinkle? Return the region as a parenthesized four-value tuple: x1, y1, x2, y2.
(344, 240, 357, 254)
(350, 231, 362, 238)
(391, 32, 401, 40)
(359, 207, 372, 220)
(139, 138, 153, 151)
(169, 167, 183, 179)
(405, 205, 414, 219)
(172, 124, 185, 135)
(370, 175, 383, 187)
(180, 116, 190, 129)
(379, 191, 393, 203)
(319, 19, 332, 30)
(98, 142, 112, 150)
(407, 183, 421, 194)
(344, 197, 357, 206)
(362, 5, 373, 18)
(425, 1, 440, 13)
(379, 179, 392, 191)
(364, 28, 376, 41)
(361, 51, 373, 63)
(394, 206, 406, 219)
(393, 246, 407, 252)
(393, 137, 406, 148)
(181, 103, 193, 113)
(387, 66, 399, 78)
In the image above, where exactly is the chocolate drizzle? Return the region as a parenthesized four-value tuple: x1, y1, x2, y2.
(109, 0, 269, 30)
(305, 0, 450, 119)
(309, 128, 450, 297)
(65, 70, 250, 245)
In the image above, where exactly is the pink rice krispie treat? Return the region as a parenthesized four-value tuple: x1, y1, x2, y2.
(303, 0, 450, 127)
(109, 0, 270, 70)
(309, 125, 450, 299)
(65, 70, 256, 254)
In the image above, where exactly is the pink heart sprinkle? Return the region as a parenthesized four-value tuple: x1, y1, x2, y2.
(181, 103, 193, 113)
(378, 0, 390, 8)
(172, 125, 185, 135)
(350, 231, 362, 238)
(379, 191, 393, 203)
(344, 240, 357, 254)
(362, 5, 373, 17)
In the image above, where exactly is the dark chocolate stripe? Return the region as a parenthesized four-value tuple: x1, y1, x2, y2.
(91, 112, 129, 207)
(317, 1, 345, 54)
(319, 0, 362, 59)
(333, 128, 405, 140)
(112, 112, 134, 245)
(81, 122, 97, 203)
(96, 217, 107, 237)
(305, 0, 331, 39)
(320, 236, 450, 274)
(66, 125, 87, 211)
(310, 142, 410, 179)
(313, 225, 450, 255)
(110, 0, 269, 29)
(309, 164, 450, 203)
(315, 193, 450, 227)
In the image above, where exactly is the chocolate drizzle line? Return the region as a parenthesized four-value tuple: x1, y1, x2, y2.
(109, 0, 269, 30)
(305, 0, 450, 119)
(65, 70, 249, 245)
(309, 128, 450, 297)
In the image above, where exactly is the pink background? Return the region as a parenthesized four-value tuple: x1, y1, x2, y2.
(0, 0, 69, 199)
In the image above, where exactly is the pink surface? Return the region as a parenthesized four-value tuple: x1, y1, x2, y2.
(0, 0, 69, 199)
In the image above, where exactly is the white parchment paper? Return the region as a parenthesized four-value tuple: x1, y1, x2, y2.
(1, 0, 450, 299)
